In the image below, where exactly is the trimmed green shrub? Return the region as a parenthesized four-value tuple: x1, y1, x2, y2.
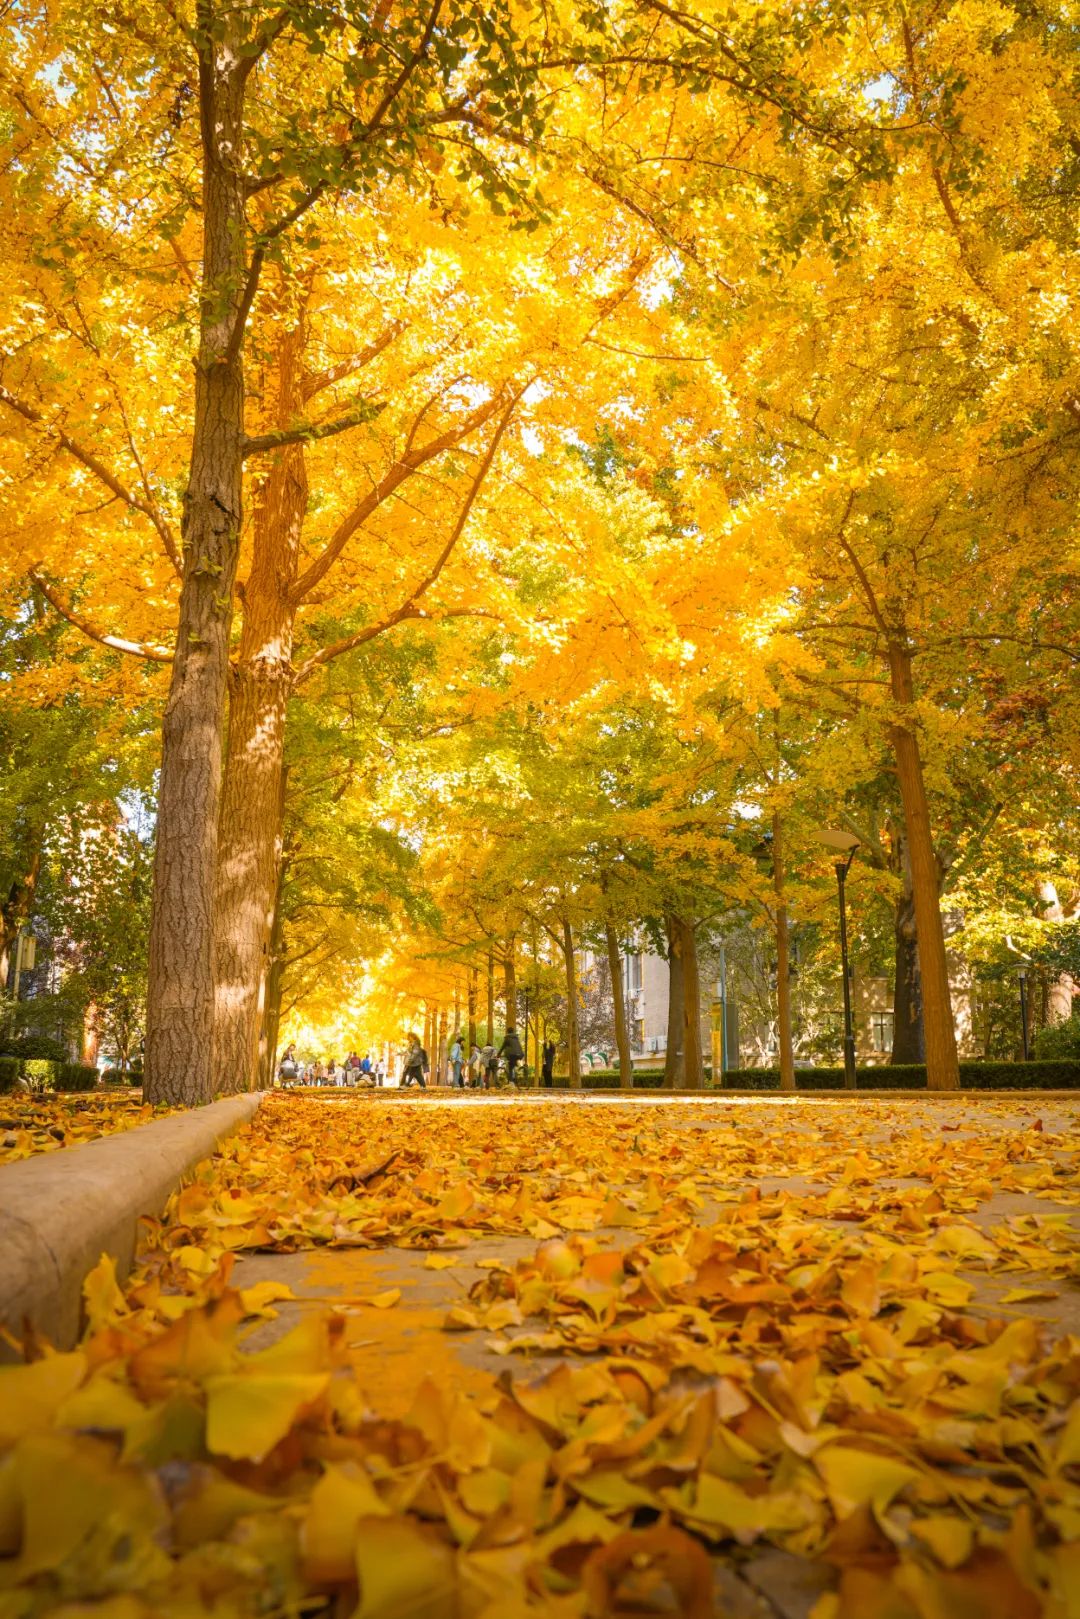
(0, 1056, 19, 1094)
(19, 1058, 60, 1092)
(55, 1062, 99, 1092)
(0, 1034, 68, 1062)
(723, 1060, 1080, 1090)
(1034, 1018, 1080, 1061)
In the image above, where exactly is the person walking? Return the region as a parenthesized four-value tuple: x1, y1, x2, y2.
(498, 1026, 524, 1086)
(450, 1031, 465, 1088)
(480, 1041, 496, 1089)
(375, 1056, 386, 1087)
(402, 1033, 427, 1089)
(541, 1038, 556, 1087)
(468, 1043, 482, 1088)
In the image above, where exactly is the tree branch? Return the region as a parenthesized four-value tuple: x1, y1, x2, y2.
(0, 384, 181, 570)
(242, 396, 385, 458)
(29, 568, 173, 661)
(290, 391, 506, 604)
(293, 397, 517, 682)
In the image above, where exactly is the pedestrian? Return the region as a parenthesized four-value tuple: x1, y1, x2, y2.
(542, 1038, 556, 1087)
(468, 1043, 482, 1087)
(375, 1056, 386, 1087)
(326, 1058, 339, 1086)
(360, 1052, 372, 1078)
(402, 1032, 427, 1089)
(311, 1057, 325, 1086)
(480, 1041, 496, 1088)
(278, 1044, 299, 1084)
(498, 1026, 524, 1086)
(450, 1030, 465, 1088)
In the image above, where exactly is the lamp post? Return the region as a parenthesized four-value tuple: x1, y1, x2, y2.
(1018, 966, 1030, 1062)
(815, 830, 861, 1090)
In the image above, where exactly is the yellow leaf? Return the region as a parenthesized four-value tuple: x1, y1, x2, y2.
(0, 1352, 87, 1446)
(423, 1254, 459, 1270)
(82, 1255, 130, 1332)
(354, 1516, 456, 1618)
(302, 1464, 390, 1584)
(204, 1372, 330, 1461)
(815, 1445, 920, 1520)
(910, 1515, 975, 1569)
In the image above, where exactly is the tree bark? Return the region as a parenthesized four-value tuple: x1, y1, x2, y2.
(672, 915, 704, 1089)
(886, 641, 959, 1090)
(145, 29, 248, 1107)
(772, 812, 795, 1092)
(664, 913, 685, 1088)
(259, 860, 288, 1088)
(212, 324, 306, 1094)
(468, 966, 478, 1052)
(436, 1005, 448, 1085)
(503, 939, 517, 1030)
(891, 831, 925, 1063)
(562, 919, 581, 1090)
(605, 917, 633, 1089)
(486, 949, 495, 1043)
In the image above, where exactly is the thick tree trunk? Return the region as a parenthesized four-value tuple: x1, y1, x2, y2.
(664, 914, 685, 1088)
(891, 834, 925, 1063)
(486, 949, 495, 1043)
(212, 326, 306, 1095)
(672, 915, 703, 1089)
(887, 641, 958, 1090)
(258, 855, 288, 1088)
(605, 918, 633, 1090)
(468, 966, 478, 1052)
(81, 1005, 100, 1068)
(772, 812, 795, 1092)
(145, 42, 247, 1108)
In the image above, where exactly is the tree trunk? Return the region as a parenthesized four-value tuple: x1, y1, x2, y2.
(468, 966, 478, 1052)
(891, 833, 925, 1063)
(605, 918, 633, 1090)
(772, 812, 795, 1092)
(258, 854, 289, 1088)
(145, 38, 248, 1107)
(562, 919, 581, 1090)
(886, 641, 958, 1090)
(503, 940, 517, 1030)
(81, 1004, 100, 1068)
(672, 915, 703, 1089)
(436, 1005, 448, 1085)
(213, 325, 306, 1095)
(486, 949, 495, 1043)
(664, 913, 685, 1088)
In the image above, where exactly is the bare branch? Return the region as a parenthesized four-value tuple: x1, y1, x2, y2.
(29, 567, 173, 661)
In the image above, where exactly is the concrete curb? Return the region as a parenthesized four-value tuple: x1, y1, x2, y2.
(0, 1091, 263, 1358)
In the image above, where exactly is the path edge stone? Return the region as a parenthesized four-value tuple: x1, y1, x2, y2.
(0, 1092, 263, 1359)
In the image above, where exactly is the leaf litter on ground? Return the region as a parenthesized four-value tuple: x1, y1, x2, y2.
(1, 1092, 1078, 1618)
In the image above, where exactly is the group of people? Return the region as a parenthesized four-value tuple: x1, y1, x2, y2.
(278, 1031, 561, 1089)
(401, 1028, 558, 1088)
(278, 1047, 386, 1087)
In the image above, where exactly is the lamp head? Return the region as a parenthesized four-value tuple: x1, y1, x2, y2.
(814, 828, 861, 852)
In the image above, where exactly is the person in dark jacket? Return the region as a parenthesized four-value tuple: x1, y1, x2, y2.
(498, 1026, 524, 1085)
(541, 1039, 556, 1087)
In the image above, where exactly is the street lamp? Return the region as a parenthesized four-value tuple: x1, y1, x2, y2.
(1017, 966, 1030, 1062)
(815, 830, 861, 1090)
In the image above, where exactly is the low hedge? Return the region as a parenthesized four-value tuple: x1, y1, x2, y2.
(0, 1056, 19, 1095)
(55, 1062, 99, 1092)
(541, 1059, 1080, 1092)
(724, 1060, 1080, 1090)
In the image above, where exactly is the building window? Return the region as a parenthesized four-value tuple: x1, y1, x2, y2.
(870, 1011, 893, 1054)
(628, 954, 642, 993)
